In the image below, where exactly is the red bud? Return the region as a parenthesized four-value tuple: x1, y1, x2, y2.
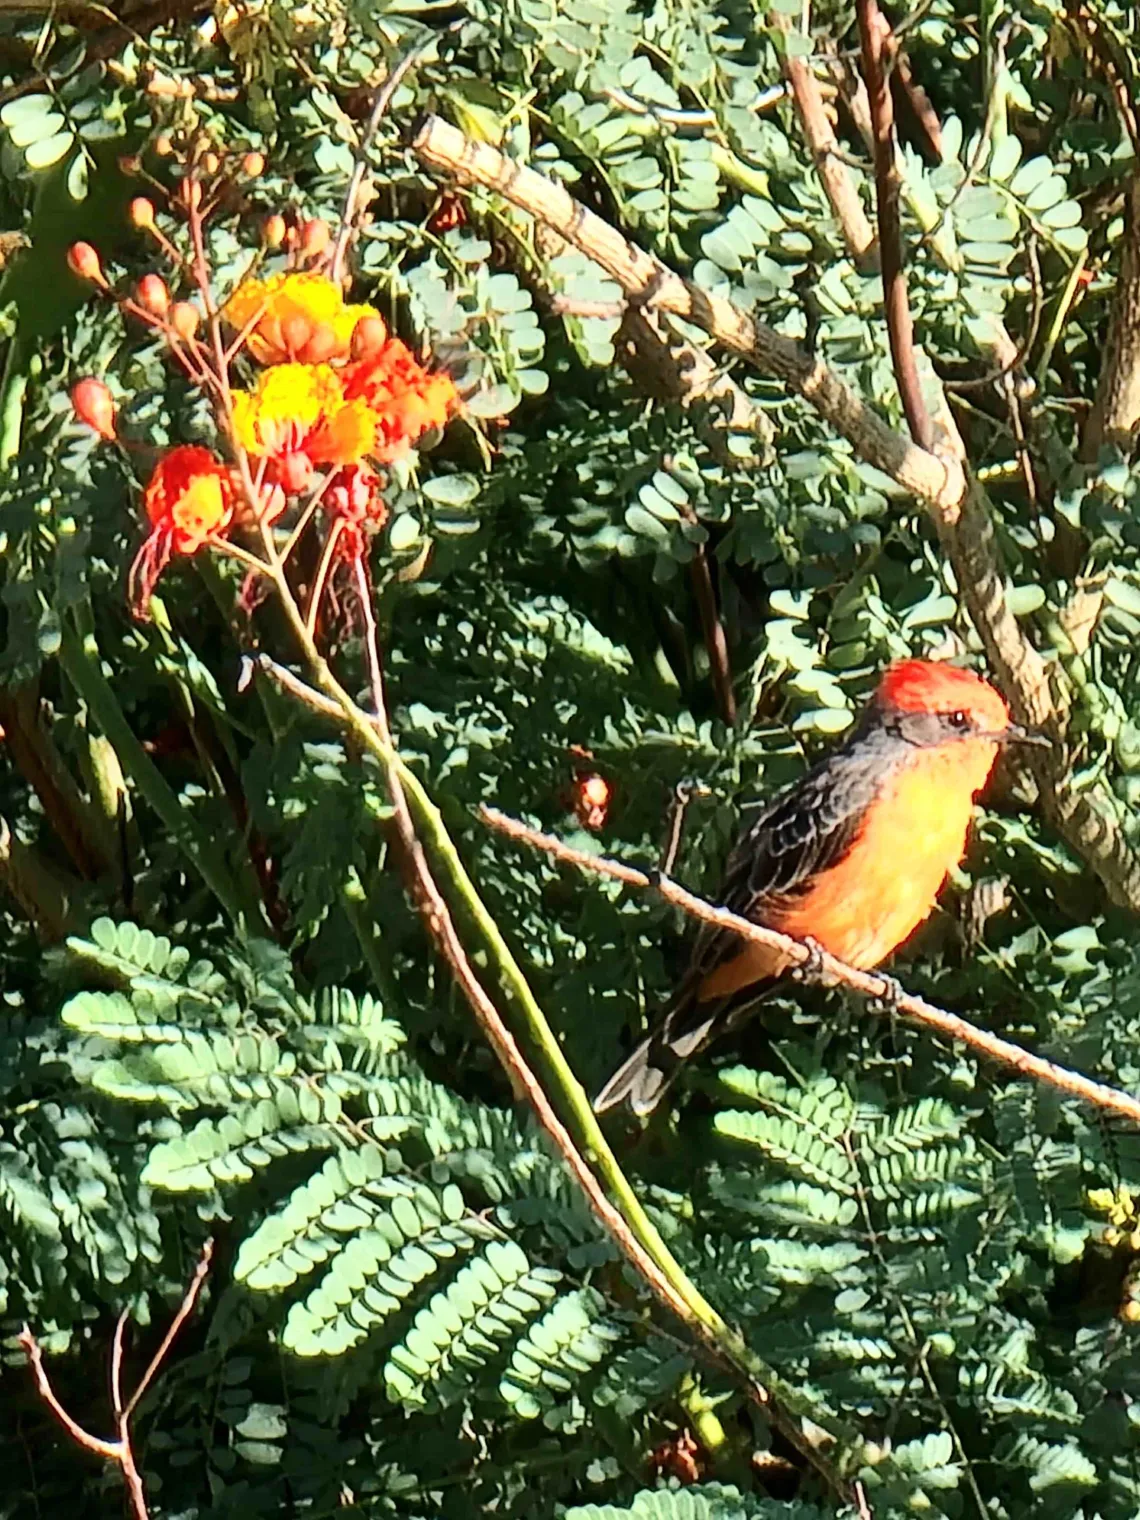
(262, 213, 286, 249)
(137, 274, 169, 317)
(129, 197, 155, 230)
(170, 301, 200, 340)
(67, 241, 103, 284)
(299, 218, 330, 259)
(71, 379, 116, 440)
(242, 151, 265, 178)
(279, 452, 314, 494)
(351, 316, 388, 360)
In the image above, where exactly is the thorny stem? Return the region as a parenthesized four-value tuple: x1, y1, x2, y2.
(20, 1240, 214, 1520)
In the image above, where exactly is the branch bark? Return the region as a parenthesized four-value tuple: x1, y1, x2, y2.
(1083, 175, 1140, 460)
(413, 114, 961, 505)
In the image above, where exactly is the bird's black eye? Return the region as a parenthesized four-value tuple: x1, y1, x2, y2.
(947, 709, 971, 731)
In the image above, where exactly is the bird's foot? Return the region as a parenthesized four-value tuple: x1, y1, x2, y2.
(868, 973, 905, 1013)
(792, 936, 827, 984)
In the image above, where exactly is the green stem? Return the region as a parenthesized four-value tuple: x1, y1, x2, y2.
(58, 622, 256, 933)
(267, 598, 863, 1469)
(0, 336, 28, 468)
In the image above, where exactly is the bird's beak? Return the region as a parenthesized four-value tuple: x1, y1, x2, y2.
(1000, 722, 1050, 748)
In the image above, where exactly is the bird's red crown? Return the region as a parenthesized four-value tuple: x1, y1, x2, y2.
(875, 659, 1010, 732)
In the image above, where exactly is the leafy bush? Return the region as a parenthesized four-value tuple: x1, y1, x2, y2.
(3, 1, 1140, 1518)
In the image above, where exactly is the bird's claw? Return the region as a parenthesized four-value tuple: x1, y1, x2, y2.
(792, 936, 827, 984)
(869, 973, 905, 1013)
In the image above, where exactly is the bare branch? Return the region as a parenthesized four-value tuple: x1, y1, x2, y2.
(18, 1328, 122, 1462)
(20, 1240, 213, 1520)
(125, 1239, 214, 1420)
(481, 805, 1140, 1131)
(414, 114, 959, 507)
(771, 9, 878, 267)
(856, 0, 935, 450)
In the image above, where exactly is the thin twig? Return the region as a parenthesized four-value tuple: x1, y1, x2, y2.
(125, 1239, 214, 1420)
(330, 26, 458, 285)
(18, 1331, 121, 1461)
(674, 491, 735, 725)
(110, 1311, 129, 1421)
(856, 0, 934, 451)
(480, 806, 1140, 1131)
(20, 1240, 214, 1520)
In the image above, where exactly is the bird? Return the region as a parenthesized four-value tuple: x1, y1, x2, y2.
(594, 658, 1040, 1117)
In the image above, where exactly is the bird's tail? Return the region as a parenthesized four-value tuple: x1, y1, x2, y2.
(593, 982, 776, 1117)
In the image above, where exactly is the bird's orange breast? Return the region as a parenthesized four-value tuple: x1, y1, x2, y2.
(698, 743, 996, 1001)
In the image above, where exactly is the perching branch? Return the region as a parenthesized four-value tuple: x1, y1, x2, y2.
(20, 1240, 213, 1520)
(412, 113, 1140, 916)
(480, 806, 1140, 1132)
(855, 0, 935, 451)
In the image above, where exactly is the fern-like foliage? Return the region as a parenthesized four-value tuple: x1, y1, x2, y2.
(56, 917, 687, 1460)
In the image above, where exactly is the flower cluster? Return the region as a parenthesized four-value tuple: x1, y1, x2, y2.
(224, 272, 458, 483)
(70, 186, 458, 621)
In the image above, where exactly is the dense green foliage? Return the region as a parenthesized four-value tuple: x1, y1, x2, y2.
(3, 0, 1140, 1516)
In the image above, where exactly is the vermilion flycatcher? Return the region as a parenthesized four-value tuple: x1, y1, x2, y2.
(594, 659, 1037, 1116)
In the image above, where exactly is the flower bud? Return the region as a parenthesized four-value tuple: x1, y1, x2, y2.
(262, 213, 286, 249)
(118, 154, 142, 177)
(242, 151, 265, 178)
(281, 313, 313, 356)
(129, 197, 155, 230)
(71, 378, 116, 440)
(154, 133, 174, 157)
(137, 274, 169, 317)
(170, 301, 200, 340)
(201, 151, 220, 176)
(67, 241, 104, 284)
(279, 452, 314, 494)
(299, 218, 330, 259)
(303, 324, 337, 364)
(351, 315, 388, 360)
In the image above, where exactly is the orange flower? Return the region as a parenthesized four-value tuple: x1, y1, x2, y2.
(341, 339, 457, 463)
(129, 445, 234, 617)
(221, 272, 382, 366)
(231, 363, 377, 485)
